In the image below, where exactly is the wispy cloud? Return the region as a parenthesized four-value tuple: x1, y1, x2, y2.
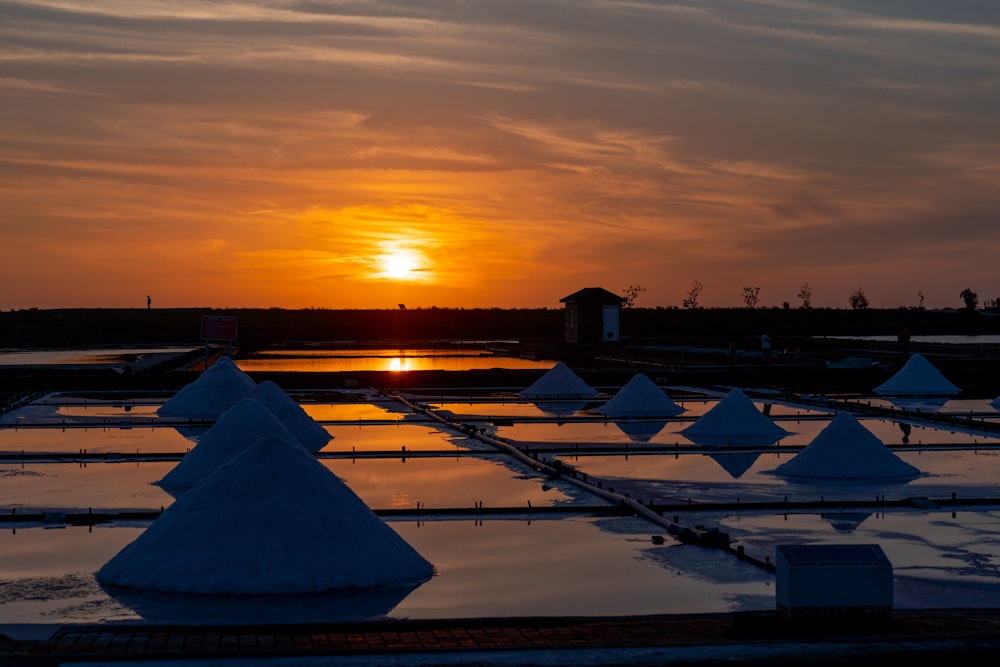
(0, 1, 997, 309)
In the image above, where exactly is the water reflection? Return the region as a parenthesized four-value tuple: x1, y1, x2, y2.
(236, 349, 554, 373)
(103, 581, 424, 625)
(821, 512, 873, 533)
(705, 451, 763, 479)
(613, 420, 668, 442)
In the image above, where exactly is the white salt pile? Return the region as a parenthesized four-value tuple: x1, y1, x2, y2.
(594, 373, 684, 418)
(157, 356, 256, 419)
(680, 388, 789, 446)
(773, 412, 921, 479)
(874, 353, 960, 396)
(99, 433, 435, 594)
(248, 381, 331, 452)
(519, 361, 599, 398)
(991, 395, 1000, 411)
(158, 398, 299, 491)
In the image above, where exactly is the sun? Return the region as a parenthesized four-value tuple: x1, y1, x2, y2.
(383, 251, 417, 279)
(377, 247, 426, 281)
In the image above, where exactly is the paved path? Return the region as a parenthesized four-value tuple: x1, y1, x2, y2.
(4, 610, 1000, 665)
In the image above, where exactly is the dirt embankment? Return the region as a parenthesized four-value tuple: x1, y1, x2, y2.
(1, 306, 996, 349)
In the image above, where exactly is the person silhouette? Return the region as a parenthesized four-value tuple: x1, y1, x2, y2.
(147, 295, 151, 310)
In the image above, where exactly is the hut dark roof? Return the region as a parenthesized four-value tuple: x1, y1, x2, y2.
(560, 287, 624, 304)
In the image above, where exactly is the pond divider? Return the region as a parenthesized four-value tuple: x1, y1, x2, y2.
(392, 394, 766, 573)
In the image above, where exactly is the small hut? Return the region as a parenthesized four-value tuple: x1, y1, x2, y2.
(560, 287, 624, 344)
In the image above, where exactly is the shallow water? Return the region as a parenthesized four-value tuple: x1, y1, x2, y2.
(0, 347, 195, 367)
(0, 516, 774, 627)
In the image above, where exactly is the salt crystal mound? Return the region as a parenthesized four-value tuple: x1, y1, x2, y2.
(248, 381, 332, 452)
(519, 361, 599, 398)
(680, 388, 789, 446)
(874, 353, 960, 396)
(594, 373, 684, 418)
(158, 398, 299, 491)
(773, 412, 921, 480)
(991, 395, 1000, 411)
(99, 433, 435, 595)
(157, 356, 256, 419)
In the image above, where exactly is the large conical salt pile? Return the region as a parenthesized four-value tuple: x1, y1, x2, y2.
(773, 412, 921, 479)
(680, 389, 789, 446)
(519, 361, 599, 398)
(874, 353, 960, 396)
(157, 356, 256, 419)
(99, 433, 435, 594)
(990, 395, 1000, 411)
(594, 373, 684, 417)
(158, 397, 299, 491)
(248, 381, 331, 452)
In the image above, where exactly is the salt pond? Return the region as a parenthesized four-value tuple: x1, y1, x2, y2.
(0, 516, 774, 628)
(3, 387, 1000, 635)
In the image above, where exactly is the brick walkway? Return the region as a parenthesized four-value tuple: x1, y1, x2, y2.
(3, 610, 1000, 665)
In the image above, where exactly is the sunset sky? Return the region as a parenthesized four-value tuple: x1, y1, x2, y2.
(2, 1, 998, 310)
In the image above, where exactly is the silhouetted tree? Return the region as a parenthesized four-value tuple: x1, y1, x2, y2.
(622, 284, 645, 308)
(960, 288, 978, 312)
(742, 286, 760, 309)
(797, 282, 812, 309)
(849, 287, 869, 310)
(682, 280, 703, 309)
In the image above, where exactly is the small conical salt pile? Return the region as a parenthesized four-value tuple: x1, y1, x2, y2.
(519, 361, 599, 398)
(680, 388, 789, 446)
(157, 356, 256, 419)
(990, 395, 1000, 411)
(773, 412, 921, 479)
(594, 373, 684, 417)
(158, 397, 298, 491)
(248, 381, 331, 452)
(99, 433, 435, 594)
(874, 353, 960, 396)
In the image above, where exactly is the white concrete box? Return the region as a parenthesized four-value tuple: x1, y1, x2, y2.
(776, 544, 893, 621)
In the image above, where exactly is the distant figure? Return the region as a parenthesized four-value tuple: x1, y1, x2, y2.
(761, 330, 772, 365)
(147, 295, 151, 310)
(898, 422, 912, 444)
(898, 322, 910, 357)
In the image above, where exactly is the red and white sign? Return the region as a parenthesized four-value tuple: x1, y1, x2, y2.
(201, 315, 238, 341)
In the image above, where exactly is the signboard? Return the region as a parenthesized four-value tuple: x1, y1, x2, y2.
(201, 315, 238, 341)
